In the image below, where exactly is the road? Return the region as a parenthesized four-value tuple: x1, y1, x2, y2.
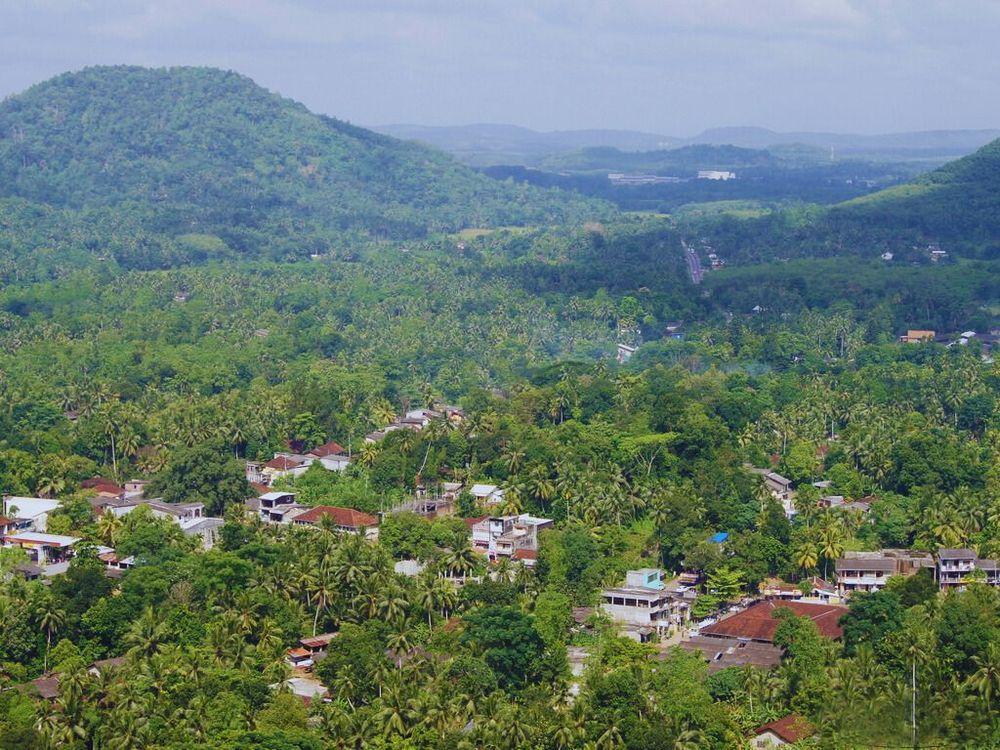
(681, 239, 704, 284)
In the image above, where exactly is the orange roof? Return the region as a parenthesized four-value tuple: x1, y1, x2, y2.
(0, 516, 13, 527)
(264, 456, 305, 471)
(755, 714, 815, 743)
(308, 441, 346, 458)
(512, 549, 538, 561)
(82, 477, 125, 495)
(701, 601, 846, 642)
(294, 505, 378, 528)
(464, 515, 488, 528)
(286, 648, 310, 658)
(249, 482, 270, 496)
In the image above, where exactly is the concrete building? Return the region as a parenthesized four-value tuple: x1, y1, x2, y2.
(835, 549, 932, 596)
(600, 569, 695, 641)
(471, 514, 552, 561)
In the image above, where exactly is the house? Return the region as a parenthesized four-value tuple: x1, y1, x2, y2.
(299, 633, 337, 659)
(307, 441, 351, 471)
(2, 497, 60, 532)
(257, 491, 298, 522)
(292, 506, 379, 539)
(600, 569, 695, 641)
(699, 600, 846, 642)
(262, 455, 310, 484)
(835, 550, 932, 596)
(616, 343, 637, 364)
(759, 576, 840, 604)
(469, 484, 505, 508)
(900, 329, 935, 343)
(757, 471, 795, 518)
(470, 514, 552, 561)
(3, 531, 80, 565)
(697, 170, 736, 180)
(664, 322, 685, 340)
(285, 648, 314, 670)
(752, 715, 815, 747)
(81, 477, 126, 499)
(937, 548, 1000, 589)
(684, 600, 845, 673)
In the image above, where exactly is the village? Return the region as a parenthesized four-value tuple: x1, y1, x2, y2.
(4, 396, 997, 748)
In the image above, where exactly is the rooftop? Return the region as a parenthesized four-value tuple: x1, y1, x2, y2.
(293, 505, 378, 528)
(755, 714, 815, 743)
(939, 548, 977, 560)
(4, 531, 80, 547)
(700, 600, 846, 642)
(308, 441, 347, 458)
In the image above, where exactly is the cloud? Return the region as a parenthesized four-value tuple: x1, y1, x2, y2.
(1, 0, 999, 133)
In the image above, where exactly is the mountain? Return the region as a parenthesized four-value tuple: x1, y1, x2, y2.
(373, 123, 679, 166)
(538, 144, 779, 173)
(829, 137, 1000, 250)
(0, 66, 607, 264)
(688, 126, 1000, 160)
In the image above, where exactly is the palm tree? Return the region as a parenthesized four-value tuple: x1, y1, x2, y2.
(443, 546, 478, 581)
(792, 539, 819, 573)
(818, 516, 845, 579)
(387, 619, 415, 668)
(33, 597, 66, 672)
(98, 509, 123, 547)
(970, 642, 1000, 708)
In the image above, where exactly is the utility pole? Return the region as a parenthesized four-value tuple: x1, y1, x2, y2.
(911, 658, 917, 749)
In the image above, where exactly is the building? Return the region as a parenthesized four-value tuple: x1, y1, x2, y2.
(2, 497, 60, 532)
(752, 715, 815, 747)
(756, 471, 795, 517)
(697, 170, 736, 180)
(835, 550, 932, 596)
(900, 329, 935, 343)
(616, 343, 637, 364)
(937, 548, 1000, 588)
(292, 506, 379, 539)
(684, 600, 845, 673)
(307, 441, 351, 471)
(469, 483, 505, 508)
(600, 569, 695, 641)
(299, 632, 337, 659)
(471, 514, 552, 561)
(256, 491, 298, 522)
(3, 531, 80, 565)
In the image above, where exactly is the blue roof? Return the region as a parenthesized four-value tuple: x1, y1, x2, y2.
(708, 532, 729, 544)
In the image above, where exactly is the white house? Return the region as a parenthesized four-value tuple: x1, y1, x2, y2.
(470, 484, 505, 508)
(471, 514, 552, 561)
(3, 497, 60, 532)
(600, 568, 695, 641)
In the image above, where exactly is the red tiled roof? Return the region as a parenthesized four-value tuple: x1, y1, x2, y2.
(755, 714, 815, 743)
(287, 648, 310, 658)
(512, 549, 538, 561)
(249, 482, 270, 496)
(300, 633, 337, 649)
(264, 456, 305, 471)
(701, 600, 846, 642)
(308, 441, 346, 458)
(293, 505, 378, 528)
(464, 515, 488, 528)
(82, 477, 125, 495)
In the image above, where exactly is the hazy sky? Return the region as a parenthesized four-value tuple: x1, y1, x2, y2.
(3, 0, 1000, 135)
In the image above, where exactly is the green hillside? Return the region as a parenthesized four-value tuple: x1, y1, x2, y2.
(830, 138, 1000, 251)
(0, 66, 609, 261)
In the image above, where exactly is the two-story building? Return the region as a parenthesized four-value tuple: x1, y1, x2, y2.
(470, 514, 552, 562)
(937, 548, 1000, 588)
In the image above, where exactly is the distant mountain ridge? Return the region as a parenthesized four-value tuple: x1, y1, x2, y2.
(377, 122, 1000, 166)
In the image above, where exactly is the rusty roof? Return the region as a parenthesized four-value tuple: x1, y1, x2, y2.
(755, 714, 815, 743)
(293, 505, 378, 528)
(700, 600, 846, 642)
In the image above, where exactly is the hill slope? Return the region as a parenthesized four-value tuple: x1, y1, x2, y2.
(829, 138, 1000, 251)
(0, 66, 608, 260)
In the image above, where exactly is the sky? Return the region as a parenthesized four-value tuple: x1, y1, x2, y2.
(3, 0, 1000, 136)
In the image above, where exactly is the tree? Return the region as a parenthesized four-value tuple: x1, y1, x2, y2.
(147, 441, 250, 515)
(460, 606, 547, 689)
(839, 590, 905, 657)
(33, 597, 66, 673)
(706, 565, 743, 603)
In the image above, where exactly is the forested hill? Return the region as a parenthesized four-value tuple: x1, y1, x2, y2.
(691, 137, 1000, 262)
(828, 137, 1000, 251)
(0, 66, 609, 263)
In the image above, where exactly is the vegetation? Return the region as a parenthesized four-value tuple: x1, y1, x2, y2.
(0, 65, 998, 748)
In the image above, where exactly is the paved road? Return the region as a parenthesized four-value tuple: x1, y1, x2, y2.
(681, 239, 704, 284)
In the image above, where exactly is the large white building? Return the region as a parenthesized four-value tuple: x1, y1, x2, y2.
(600, 569, 695, 641)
